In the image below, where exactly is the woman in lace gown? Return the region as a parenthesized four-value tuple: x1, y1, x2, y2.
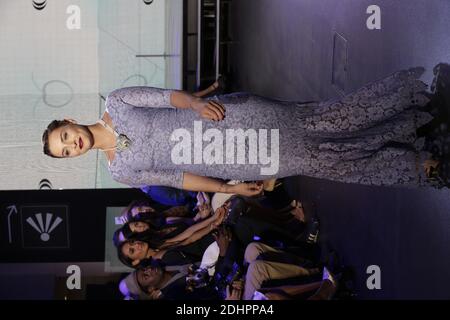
(43, 67, 444, 192)
(109, 67, 437, 188)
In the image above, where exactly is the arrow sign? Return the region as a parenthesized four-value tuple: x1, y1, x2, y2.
(6, 205, 18, 244)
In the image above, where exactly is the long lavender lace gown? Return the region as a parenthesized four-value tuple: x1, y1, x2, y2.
(106, 67, 433, 189)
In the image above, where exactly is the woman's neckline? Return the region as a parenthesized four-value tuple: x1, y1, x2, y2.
(100, 111, 117, 166)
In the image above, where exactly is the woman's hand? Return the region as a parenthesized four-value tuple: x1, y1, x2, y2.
(191, 98, 226, 121)
(229, 182, 263, 197)
(212, 201, 230, 227)
(193, 203, 212, 221)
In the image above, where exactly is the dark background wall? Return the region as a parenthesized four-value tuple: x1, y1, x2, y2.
(0, 188, 144, 299)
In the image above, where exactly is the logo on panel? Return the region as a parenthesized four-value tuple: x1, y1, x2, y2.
(20, 206, 69, 248)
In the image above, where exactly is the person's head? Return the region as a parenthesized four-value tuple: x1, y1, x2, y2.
(129, 221, 150, 233)
(119, 267, 163, 300)
(42, 119, 94, 158)
(112, 221, 150, 247)
(118, 239, 152, 267)
(122, 200, 156, 222)
(136, 266, 165, 295)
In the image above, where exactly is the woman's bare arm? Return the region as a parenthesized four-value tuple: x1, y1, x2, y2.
(170, 91, 225, 121)
(182, 172, 264, 196)
(182, 172, 231, 193)
(169, 90, 198, 109)
(163, 214, 218, 245)
(165, 224, 213, 248)
(163, 206, 190, 218)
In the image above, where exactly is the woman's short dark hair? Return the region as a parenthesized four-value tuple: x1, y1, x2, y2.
(122, 199, 166, 228)
(42, 120, 70, 158)
(122, 200, 148, 220)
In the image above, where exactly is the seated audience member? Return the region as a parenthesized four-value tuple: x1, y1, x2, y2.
(221, 194, 319, 249)
(130, 261, 220, 300)
(225, 267, 337, 301)
(228, 242, 333, 300)
(113, 219, 195, 249)
(116, 203, 228, 267)
(211, 180, 319, 245)
(119, 271, 154, 300)
(255, 266, 338, 300)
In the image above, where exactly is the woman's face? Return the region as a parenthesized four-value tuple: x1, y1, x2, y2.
(47, 122, 94, 158)
(129, 221, 149, 233)
(130, 205, 155, 217)
(121, 240, 149, 265)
